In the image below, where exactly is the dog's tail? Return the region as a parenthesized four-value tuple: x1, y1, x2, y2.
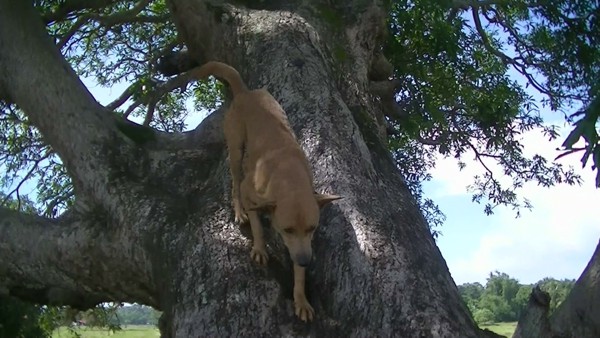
(191, 61, 247, 96)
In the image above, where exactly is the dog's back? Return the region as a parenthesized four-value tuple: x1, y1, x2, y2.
(234, 89, 303, 159)
(194, 61, 307, 171)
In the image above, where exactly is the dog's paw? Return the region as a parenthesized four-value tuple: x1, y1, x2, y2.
(294, 297, 314, 322)
(250, 246, 268, 266)
(234, 208, 248, 224)
(235, 212, 248, 224)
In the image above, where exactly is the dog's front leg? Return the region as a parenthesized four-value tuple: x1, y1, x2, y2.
(293, 263, 314, 322)
(247, 210, 268, 265)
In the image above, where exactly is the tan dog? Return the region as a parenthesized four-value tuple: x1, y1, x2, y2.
(192, 61, 341, 321)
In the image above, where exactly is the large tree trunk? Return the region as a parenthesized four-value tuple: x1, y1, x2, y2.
(514, 240, 600, 338)
(1, 0, 494, 337)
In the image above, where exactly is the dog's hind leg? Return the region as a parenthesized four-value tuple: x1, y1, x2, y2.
(247, 210, 268, 265)
(224, 111, 247, 224)
(293, 263, 314, 322)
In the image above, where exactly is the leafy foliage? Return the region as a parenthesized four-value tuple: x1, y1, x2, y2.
(458, 271, 575, 324)
(0, 104, 69, 217)
(0, 296, 52, 338)
(389, 135, 445, 236)
(385, 0, 597, 217)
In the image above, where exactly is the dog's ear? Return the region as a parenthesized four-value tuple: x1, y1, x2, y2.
(314, 193, 342, 208)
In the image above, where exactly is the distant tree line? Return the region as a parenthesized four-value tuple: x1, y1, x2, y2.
(0, 301, 159, 338)
(115, 304, 160, 326)
(459, 271, 575, 325)
(71, 303, 160, 327)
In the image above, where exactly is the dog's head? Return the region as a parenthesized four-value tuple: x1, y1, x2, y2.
(251, 192, 341, 267)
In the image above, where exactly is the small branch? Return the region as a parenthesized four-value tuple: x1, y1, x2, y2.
(43, 0, 119, 23)
(106, 82, 141, 111)
(416, 132, 448, 146)
(44, 190, 75, 217)
(470, 6, 557, 99)
(381, 97, 454, 147)
(451, 0, 508, 9)
(554, 147, 586, 161)
(472, 8, 512, 64)
(54, 0, 165, 49)
(1, 152, 51, 207)
(143, 100, 157, 127)
(57, 16, 90, 49)
(467, 140, 496, 178)
(124, 68, 200, 120)
(93, 13, 169, 27)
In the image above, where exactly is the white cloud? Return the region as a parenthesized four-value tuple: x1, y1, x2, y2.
(449, 199, 599, 284)
(432, 126, 600, 285)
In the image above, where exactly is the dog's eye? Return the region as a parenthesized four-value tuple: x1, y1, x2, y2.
(306, 226, 316, 234)
(283, 228, 294, 234)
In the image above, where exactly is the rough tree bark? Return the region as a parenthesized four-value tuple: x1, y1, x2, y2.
(0, 0, 509, 337)
(514, 240, 600, 338)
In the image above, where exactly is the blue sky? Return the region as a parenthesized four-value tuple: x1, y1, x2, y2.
(80, 76, 599, 287)
(424, 127, 599, 285)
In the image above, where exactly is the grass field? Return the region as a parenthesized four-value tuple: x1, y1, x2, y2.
(480, 322, 517, 337)
(52, 322, 516, 337)
(53, 325, 160, 338)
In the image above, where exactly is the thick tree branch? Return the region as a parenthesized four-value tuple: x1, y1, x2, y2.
(549, 240, 600, 336)
(0, 206, 157, 308)
(107, 83, 141, 111)
(513, 286, 552, 338)
(90, 0, 167, 27)
(0, 1, 141, 211)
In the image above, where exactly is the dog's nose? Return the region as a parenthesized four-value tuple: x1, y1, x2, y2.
(295, 254, 311, 267)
